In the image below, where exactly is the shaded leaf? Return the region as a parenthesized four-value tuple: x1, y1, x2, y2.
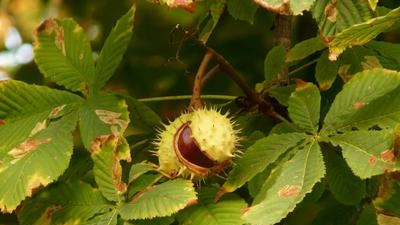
(198, 0, 226, 43)
(285, 37, 325, 63)
(94, 6, 135, 90)
(322, 68, 400, 134)
(221, 132, 307, 193)
(119, 179, 197, 220)
(227, 0, 258, 24)
(374, 177, 400, 217)
(329, 130, 399, 179)
(0, 81, 82, 212)
(288, 82, 320, 134)
(177, 187, 246, 225)
(328, 7, 400, 60)
(356, 204, 378, 225)
(126, 216, 174, 225)
(315, 50, 339, 90)
(268, 84, 296, 106)
(128, 161, 156, 184)
(323, 149, 366, 205)
(253, 0, 316, 15)
(124, 96, 161, 133)
(18, 182, 114, 225)
(242, 140, 325, 225)
(34, 18, 95, 93)
(264, 45, 286, 84)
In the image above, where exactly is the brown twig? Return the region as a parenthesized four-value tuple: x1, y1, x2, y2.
(189, 49, 214, 110)
(273, 14, 292, 83)
(201, 65, 220, 87)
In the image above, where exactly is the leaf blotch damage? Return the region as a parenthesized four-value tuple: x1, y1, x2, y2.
(90, 134, 118, 155)
(27, 175, 52, 196)
(8, 138, 52, 164)
(254, 0, 293, 15)
(353, 101, 367, 110)
(277, 185, 301, 197)
(368, 156, 377, 166)
(324, 0, 337, 22)
(0, 119, 5, 125)
(95, 109, 128, 136)
(381, 149, 397, 164)
(35, 19, 66, 55)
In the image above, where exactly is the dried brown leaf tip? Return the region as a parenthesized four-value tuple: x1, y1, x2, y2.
(278, 185, 301, 197)
(254, 0, 293, 15)
(353, 101, 367, 110)
(34, 19, 65, 55)
(381, 149, 397, 164)
(295, 79, 308, 89)
(324, 0, 337, 22)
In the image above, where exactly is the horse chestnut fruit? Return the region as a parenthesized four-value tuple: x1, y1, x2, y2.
(154, 108, 239, 178)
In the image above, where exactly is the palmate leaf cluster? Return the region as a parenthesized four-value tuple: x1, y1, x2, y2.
(0, 0, 400, 225)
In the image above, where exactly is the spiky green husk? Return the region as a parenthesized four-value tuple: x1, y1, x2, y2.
(155, 108, 239, 178)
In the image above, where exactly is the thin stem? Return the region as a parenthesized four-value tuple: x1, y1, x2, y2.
(189, 50, 214, 110)
(201, 65, 220, 86)
(288, 58, 319, 76)
(274, 14, 292, 83)
(138, 95, 237, 102)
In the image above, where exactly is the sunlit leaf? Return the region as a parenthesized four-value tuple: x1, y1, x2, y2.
(0, 81, 82, 212)
(312, 0, 374, 37)
(94, 6, 135, 90)
(288, 82, 320, 134)
(177, 188, 246, 225)
(18, 182, 114, 225)
(221, 132, 307, 193)
(253, 0, 316, 15)
(329, 130, 399, 179)
(322, 68, 400, 134)
(119, 179, 197, 220)
(328, 7, 400, 60)
(34, 18, 95, 93)
(242, 140, 325, 225)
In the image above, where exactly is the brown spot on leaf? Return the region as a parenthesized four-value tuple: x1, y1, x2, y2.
(34, 19, 65, 55)
(295, 79, 308, 89)
(368, 156, 377, 166)
(0, 119, 5, 125)
(90, 134, 118, 155)
(112, 153, 127, 193)
(30, 121, 48, 136)
(27, 175, 51, 196)
(166, 0, 196, 12)
(95, 109, 128, 136)
(49, 105, 66, 119)
(324, 0, 337, 22)
(8, 138, 52, 163)
(278, 185, 301, 197)
(254, 0, 293, 15)
(353, 101, 367, 110)
(381, 149, 397, 164)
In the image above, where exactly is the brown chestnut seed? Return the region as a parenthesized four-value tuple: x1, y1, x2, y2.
(174, 123, 215, 175)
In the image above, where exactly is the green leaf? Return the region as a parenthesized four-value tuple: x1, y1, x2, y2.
(366, 41, 400, 69)
(356, 204, 378, 225)
(198, 0, 226, 43)
(128, 162, 156, 184)
(323, 149, 366, 205)
(242, 140, 325, 225)
(288, 82, 320, 134)
(177, 187, 247, 225)
(227, 0, 258, 24)
(91, 136, 131, 202)
(222, 132, 307, 193)
(94, 6, 135, 90)
(285, 37, 325, 63)
(268, 84, 296, 106)
(315, 50, 339, 90)
(79, 94, 130, 149)
(328, 7, 400, 60)
(119, 179, 197, 220)
(18, 182, 114, 225)
(126, 217, 174, 225)
(79, 94, 131, 202)
(312, 0, 374, 37)
(0, 81, 82, 212)
(264, 45, 286, 84)
(253, 0, 316, 15)
(34, 18, 95, 93)
(377, 214, 400, 225)
(329, 130, 399, 179)
(124, 96, 161, 133)
(322, 68, 400, 134)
